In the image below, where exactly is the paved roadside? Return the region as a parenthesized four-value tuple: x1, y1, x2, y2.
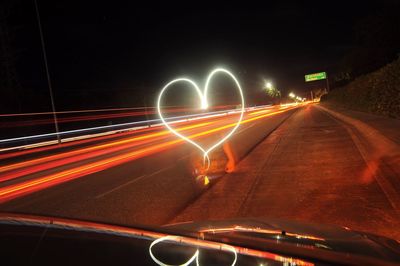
(321, 104, 400, 145)
(170, 104, 400, 240)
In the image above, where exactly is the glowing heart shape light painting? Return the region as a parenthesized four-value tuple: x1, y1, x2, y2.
(157, 68, 245, 169)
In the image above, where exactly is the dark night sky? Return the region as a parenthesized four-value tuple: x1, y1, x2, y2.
(8, 0, 398, 110)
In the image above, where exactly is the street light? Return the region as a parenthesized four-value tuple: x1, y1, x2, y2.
(266, 82, 272, 90)
(289, 92, 295, 98)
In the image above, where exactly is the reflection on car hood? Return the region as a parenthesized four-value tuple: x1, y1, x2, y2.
(1, 213, 400, 265)
(166, 217, 400, 263)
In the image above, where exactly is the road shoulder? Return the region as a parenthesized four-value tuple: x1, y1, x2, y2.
(170, 105, 400, 240)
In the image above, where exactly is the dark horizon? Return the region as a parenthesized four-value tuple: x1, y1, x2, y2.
(2, 0, 399, 111)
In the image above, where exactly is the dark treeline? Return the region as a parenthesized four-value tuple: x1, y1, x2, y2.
(332, 3, 400, 88)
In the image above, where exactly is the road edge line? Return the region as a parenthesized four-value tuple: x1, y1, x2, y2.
(317, 105, 400, 214)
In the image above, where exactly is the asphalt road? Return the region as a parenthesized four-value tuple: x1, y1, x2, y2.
(2, 103, 399, 241)
(0, 104, 298, 225)
(172, 104, 400, 240)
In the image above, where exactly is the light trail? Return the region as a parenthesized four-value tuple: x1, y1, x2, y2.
(0, 106, 267, 180)
(0, 106, 247, 145)
(157, 68, 245, 169)
(0, 136, 169, 183)
(1, 110, 155, 128)
(0, 105, 273, 159)
(0, 122, 213, 177)
(0, 104, 236, 117)
(248, 109, 272, 116)
(149, 236, 201, 266)
(0, 106, 277, 178)
(149, 235, 237, 266)
(0, 106, 151, 117)
(0, 123, 159, 160)
(0, 138, 184, 203)
(0, 106, 217, 128)
(200, 226, 325, 241)
(0, 106, 297, 203)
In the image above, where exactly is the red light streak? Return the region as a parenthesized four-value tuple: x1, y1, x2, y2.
(200, 225, 325, 241)
(0, 124, 160, 161)
(0, 106, 299, 203)
(1, 105, 237, 127)
(0, 122, 213, 179)
(0, 106, 243, 160)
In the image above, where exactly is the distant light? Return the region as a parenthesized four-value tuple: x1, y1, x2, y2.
(266, 82, 272, 89)
(289, 92, 295, 98)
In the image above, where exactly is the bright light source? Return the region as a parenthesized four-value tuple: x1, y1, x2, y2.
(289, 92, 295, 98)
(157, 68, 245, 170)
(266, 82, 272, 89)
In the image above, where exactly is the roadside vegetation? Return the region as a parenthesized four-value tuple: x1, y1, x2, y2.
(323, 58, 400, 118)
(323, 4, 400, 119)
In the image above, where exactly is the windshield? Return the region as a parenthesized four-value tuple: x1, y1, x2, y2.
(1, 1, 400, 265)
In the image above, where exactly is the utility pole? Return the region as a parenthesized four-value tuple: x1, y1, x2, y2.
(142, 91, 150, 127)
(34, 0, 61, 144)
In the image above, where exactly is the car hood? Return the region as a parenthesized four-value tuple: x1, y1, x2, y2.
(166, 217, 400, 264)
(1, 213, 400, 265)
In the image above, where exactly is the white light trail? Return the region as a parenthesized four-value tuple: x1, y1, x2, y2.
(0, 104, 274, 152)
(0, 107, 240, 145)
(157, 68, 245, 169)
(149, 235, 237, 266)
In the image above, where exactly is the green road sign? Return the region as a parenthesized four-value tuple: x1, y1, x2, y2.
(305, 72, 326, 82)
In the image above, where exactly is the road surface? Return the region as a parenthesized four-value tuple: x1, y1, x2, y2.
(1, 103, 399, 240)
(0, 104, 297, 225)
(172, 104, 400, 239)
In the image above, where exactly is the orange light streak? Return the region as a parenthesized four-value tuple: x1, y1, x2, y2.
(1, 105, 237, 127)
(0, 125, 159, 160)
(200, 225, 325, 241)
(0, 106, 298, 203)
(0, 122, 212, 174)
(0, 107, 244, 161)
